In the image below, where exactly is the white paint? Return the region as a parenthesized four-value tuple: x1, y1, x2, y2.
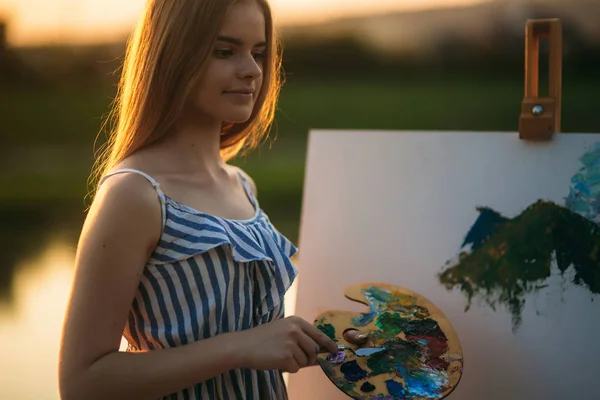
(287, 130, 600, 399)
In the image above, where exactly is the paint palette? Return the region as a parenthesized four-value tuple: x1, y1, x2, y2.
(314, 283, 463, 400)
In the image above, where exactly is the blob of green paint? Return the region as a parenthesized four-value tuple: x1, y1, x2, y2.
(375, 312, 407, 335)
(339, 380, 357, 393)
(366, 350, 393, 375)
(367, 337, 426, 378)
(405, 318, 445, 338)
(317, 323, 336, 341)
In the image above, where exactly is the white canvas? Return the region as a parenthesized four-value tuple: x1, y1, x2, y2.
(287, 130, 600, 400)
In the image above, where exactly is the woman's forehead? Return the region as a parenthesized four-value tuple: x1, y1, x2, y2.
(219, 1, 267, 43)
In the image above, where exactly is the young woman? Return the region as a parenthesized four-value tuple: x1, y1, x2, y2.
(58, 0, 339, 399)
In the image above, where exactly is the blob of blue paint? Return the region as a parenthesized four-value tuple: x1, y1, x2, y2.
(566, 141, 600, 223)
(340, 360, 367, 382)
(461, 207, 509, 250)
(365, 286, 395, 303)
(396, 364, 446, 398)
(352, 286, 400, 326)
(386, 379, 407, 398)
(404, 373, 443, 398)
(351, 311, 377, 327)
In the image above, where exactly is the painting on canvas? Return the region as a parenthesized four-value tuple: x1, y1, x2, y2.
(287, 130, 600, 400)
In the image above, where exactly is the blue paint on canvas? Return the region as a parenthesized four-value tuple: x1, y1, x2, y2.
(565, 141, 600, 223)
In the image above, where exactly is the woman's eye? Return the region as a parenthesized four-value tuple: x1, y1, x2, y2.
(214, 49, 265, 61)
(214, 49, 234, 58)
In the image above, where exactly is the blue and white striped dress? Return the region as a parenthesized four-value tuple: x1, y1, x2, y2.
(100, 168, 299, 400)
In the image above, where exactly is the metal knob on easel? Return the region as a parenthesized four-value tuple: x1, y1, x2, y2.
(518, 19, 563, 140)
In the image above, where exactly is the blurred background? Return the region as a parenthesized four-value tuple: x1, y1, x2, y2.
(0, 0, 599, 398)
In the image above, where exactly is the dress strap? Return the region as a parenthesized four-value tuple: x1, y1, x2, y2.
(99, 168, 167, 229)
(233, 167, 259, 208)
(232, 166, 255, 194)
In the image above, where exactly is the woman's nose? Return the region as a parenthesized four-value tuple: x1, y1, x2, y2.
(238, 54, 262, 80)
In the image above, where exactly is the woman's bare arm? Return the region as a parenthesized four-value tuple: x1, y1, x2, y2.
(58, 174, 244, 400)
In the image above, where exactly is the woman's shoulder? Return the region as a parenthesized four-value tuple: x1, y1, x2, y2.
(88, 167, 163, 254)
(97, 154, 165, 218)
(97, 167, 163, 217)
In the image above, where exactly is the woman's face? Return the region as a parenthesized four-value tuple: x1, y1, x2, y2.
(191, 0, 267, 125)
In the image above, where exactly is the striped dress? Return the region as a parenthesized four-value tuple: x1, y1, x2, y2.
(100, 168, 299, 400)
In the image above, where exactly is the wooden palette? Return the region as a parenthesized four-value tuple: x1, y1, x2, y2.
(313, 283, 463, 400)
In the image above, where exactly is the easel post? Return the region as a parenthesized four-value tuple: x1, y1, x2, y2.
(518, 19, 563, 140)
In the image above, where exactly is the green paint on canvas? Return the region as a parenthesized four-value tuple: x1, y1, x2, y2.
(440, 200, 600, 331)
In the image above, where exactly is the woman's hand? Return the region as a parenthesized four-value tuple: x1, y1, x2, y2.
(234, 316, 338, 373)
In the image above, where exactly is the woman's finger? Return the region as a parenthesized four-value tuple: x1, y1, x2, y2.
(298, 319, 337, 353)
(296, 331, 319, 367)
(292, 340, 309, 368)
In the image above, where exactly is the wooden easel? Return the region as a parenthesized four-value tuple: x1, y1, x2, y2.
(519, 19, 563, 140)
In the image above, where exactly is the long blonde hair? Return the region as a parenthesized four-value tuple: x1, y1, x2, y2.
(89, 0, 283, 195)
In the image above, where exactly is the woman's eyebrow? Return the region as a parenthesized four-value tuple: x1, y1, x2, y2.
(216, 36, 267, 47)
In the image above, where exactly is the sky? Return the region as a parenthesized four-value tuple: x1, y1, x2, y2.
(0, 0, 486, 47)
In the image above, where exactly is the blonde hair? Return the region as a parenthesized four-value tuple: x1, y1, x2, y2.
(89, 0, 282, 195)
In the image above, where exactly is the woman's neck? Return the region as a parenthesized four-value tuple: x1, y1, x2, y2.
(162, 116, 227, 176)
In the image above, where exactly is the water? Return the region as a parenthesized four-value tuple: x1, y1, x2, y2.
(0, 213, 127, 400)
(0, 237, 74, 400)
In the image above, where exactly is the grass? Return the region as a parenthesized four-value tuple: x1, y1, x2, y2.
(1, 75, 599, 242)
(0, 85, 114, 147)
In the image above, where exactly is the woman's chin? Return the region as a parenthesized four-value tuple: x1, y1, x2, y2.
(223, 112, 253, 124)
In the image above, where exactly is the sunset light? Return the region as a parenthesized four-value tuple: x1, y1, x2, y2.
(0, 0, 487, 46)
(1, 0, 599, 397)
